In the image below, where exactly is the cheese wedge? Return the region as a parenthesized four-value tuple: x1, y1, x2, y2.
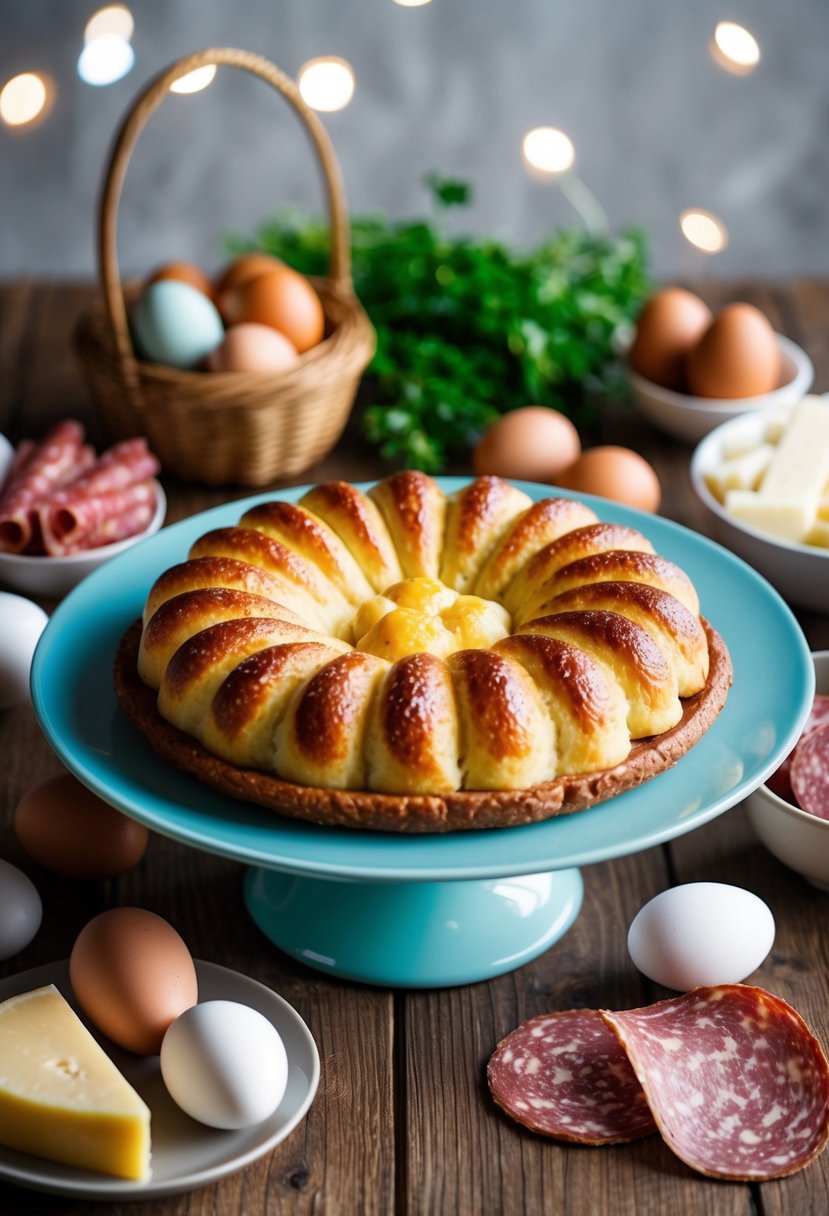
(0, 984, 150, 1180)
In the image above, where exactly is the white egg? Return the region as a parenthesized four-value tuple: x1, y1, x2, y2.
(160, 1000, 289, 1129)
(0, 858, 42, 959)
(0, 592, 49, 710)
(627, 882, 775, 992)
(0, 434, 14, 488)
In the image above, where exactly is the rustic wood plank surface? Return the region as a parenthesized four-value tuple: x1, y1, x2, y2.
(0, 281, 827, 1216)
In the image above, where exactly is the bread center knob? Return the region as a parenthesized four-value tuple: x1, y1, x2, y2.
(353, 577, 512, 661)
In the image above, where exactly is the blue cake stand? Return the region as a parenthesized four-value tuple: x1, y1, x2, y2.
(31, 481, 814, 988)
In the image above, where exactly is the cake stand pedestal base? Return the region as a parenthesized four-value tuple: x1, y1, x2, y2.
(244, 866, 583, 988)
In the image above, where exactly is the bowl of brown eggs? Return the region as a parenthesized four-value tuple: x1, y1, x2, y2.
(627, 289, 814, 443)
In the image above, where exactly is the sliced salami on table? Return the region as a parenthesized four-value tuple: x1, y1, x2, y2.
(790, 724, 829, 821)
(487, 1008, 657, 1143)
(602, 985, 829, 1180)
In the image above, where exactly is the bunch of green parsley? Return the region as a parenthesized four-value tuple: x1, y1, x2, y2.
(231, 175, 649, 472)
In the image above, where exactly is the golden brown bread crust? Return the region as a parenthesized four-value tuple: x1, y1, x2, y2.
(540, 581, 709, 697)
(299, 480, 403, 592)
(369, 470, 446, 579)
(505, 522, 656, 621)
(238, 501, 375, 606)
(543, 550, 699, 616)
(519, 609, 681, 738)
(114, 618, 732, 833)
(439, 476, 532, 593)
(474, 497, 599, 601)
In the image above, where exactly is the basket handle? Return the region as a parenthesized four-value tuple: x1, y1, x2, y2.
(97, 47, 354, 365)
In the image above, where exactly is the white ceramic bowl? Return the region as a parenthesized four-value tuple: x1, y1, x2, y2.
(0, 483, 166, 598)
(746, 651, 829, 889)
(629, 333, 814, 443)
(690, 407, 828, 613)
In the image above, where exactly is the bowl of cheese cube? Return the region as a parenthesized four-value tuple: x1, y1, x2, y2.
(690, 396, 829, 612)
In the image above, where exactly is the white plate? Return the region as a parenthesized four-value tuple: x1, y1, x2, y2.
(0, 959, 319, 1200)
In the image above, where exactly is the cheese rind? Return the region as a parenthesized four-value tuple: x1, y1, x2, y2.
(0, 984, 150, 1181)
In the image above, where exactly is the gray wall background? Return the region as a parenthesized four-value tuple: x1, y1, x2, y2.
(2, 0, 828, 281)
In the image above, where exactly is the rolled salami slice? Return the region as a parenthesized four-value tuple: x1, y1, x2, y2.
(42, 480, 158, 556)
(0, 420, 86, 552)
(488, 1009, 657, 1143)
(791, 723, 829, 821)
(41, 438, 160, 548)
(602, 985, 829, 1180)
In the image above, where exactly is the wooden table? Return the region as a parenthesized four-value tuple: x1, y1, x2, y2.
(0, 280, 827, 1216)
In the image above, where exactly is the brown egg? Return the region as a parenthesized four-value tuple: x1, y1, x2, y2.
(629, 288, 713, 390)
(213, 253, 284, 298)
(216, 265, 325, 354)
(557, 446, 661, 513)
(14, 773, 149, 879)
(686, 303, 781, 399)
(206, 322, 299, 373)
(472, 406, 582, 483)
(145, 261, 212, 298)
(70, 908, 198, 1055)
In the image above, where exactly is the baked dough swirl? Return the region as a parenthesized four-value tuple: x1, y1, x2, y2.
(117, 473, 731, 831)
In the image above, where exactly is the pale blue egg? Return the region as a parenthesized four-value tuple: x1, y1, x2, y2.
(132, 280, 224, 369)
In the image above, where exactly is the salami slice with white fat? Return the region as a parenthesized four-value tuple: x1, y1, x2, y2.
(791, 723, 829, 821)
(768, 695, 829, 804)
(0, 420, 88, 552)
(601, 985, 829, 1180)
(487, 1009, 657, 1143)
(40, 438, 160, 549)
(40, 479, 158, 555)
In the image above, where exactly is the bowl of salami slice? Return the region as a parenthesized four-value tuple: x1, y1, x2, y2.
(0, 420, 165, 598)
(746, 651, 829, 890)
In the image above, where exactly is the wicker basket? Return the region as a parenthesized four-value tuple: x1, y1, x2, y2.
(74, 48, 376, 487)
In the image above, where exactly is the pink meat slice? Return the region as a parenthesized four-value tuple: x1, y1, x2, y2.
(488, 1009, 658, 1143)
(40, 438, 160, 547)
(602, 985, 829, 1180)
(791, 723, 829, 821)
(42, 480, 158, 556)
(0, 420, 87, 552)
(768, 695, 829, 805)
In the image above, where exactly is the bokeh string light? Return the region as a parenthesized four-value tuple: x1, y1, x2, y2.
(522, 125, 608, 235)
(83, 4, 134, 44)
(297, 58, 355, 112)
(77, 34, 134, 86)
(711, 21, 761, 75)
(0, 73, 51, 127)
(78, 5, 135, 86)
(680, 209, 729, 255)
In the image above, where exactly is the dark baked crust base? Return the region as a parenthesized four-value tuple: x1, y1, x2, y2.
(114, 620, 732, 834)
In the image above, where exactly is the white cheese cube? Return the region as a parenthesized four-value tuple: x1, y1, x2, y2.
(725, 489, 816, 544)
(805, 518, 829, 549)
(705, 444, 775, 502)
